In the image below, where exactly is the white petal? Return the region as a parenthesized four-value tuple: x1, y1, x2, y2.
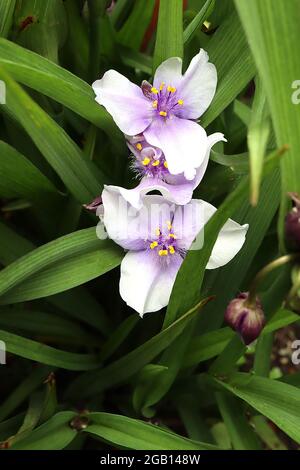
(153, 57, 183, 90)
(144, 117, 208, 180)
(92, 70, 152, 135)
(207, 219, 249, 269)
(173, 199, 248, 266)
(102, 185, 147, 250)
(120, 250, 183, 316)
(193, 132, 226, 189)
(178, 49, 217, 119)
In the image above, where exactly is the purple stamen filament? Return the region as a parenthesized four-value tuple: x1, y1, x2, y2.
(150, 82, 184, 118)
(148, 221, 177, 258)
(133, 142, 169, 179)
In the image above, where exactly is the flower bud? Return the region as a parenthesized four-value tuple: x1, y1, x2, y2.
(285, 193, 300, 250)
(83, 196, 102, 213)
(225, 292, 265, 345)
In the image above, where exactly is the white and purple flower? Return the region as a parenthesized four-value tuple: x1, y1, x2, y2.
(92, 49, 217, 180)
(99, 185, 248, 316)
(125, 132, 226, 207)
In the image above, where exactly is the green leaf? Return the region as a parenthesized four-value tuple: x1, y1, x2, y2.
(0, 227, 122, 301)
(0, 67, 103, 203)
(85, 412, 219, 450)
(10, 412, 77, 450)
(183, 0, 215, 45)
(0, 38, 119, 140)
(12, 0, 67, 63)
(251, 415, 287, 450)
(0, 0, 16, 38)
(133, 321, 195, 417)
(216, 392, 262, 450)
(212, 372, 300, 444)
(0, 140, 61, 204)
(210, 149, 248, 173)
(0, 329, 100, 370)
(133, 364, 169, 417)
(50, 287, 113, 336)
(88, 0, 119, 81)
(234, 99, 251, 126)
(0, 221, 112, 335)
(248, 78, 270, 205)
(209, 334, 245, 375)
(117, 0, 155, 51)
(202, 9, 255, 127)
(0, 365, 54, 423)
(99, 314, 138, 362)
(0, 308, 98, 346)
(0, 221, 34, 266)
(110, 0, 133, 26)
(262, 308, 300, 335)
(0, 414, 24, 442)
(120, 46, 152, 74)
(153, 0, 183, 72)
(1, 243, 122, 304)
(234, 0, 300, 240)
(67, 298, 211, 398)
(183, 327, 234, 368)
(253, 333, 273, 377)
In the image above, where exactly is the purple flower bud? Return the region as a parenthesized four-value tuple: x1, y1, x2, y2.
(83, 196, 102, 213)
(225, 292, 265, 345)
(285, 193, 300, 250)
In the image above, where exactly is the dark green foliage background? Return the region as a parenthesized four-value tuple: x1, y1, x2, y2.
(0, 0, 299, 450)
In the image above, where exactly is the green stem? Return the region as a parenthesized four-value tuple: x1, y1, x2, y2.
(248, 254, 299, 304)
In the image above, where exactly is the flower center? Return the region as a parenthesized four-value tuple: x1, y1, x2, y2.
(142, 80, 184, 119)
(133, 142, 169, 179)
(148, 221, 177, 258)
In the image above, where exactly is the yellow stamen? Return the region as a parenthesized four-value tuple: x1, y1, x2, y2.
(169, 246, 175, 254)
(151, 87, 158, 94)
(164, 161, 168, 168)
(166, 221, 172, 230)
(159, 111, 167, 117)
(142, 157, 150, 166)
(169, 233, 176, 239)
(177, 99, 184, 105)
(158, 249, 168, 257)
(152, 100, 158, 108)
(155, 228, 161, 236)
(136, 143, 142, 151)
(159, 82, 165, 91)
(152, 160, 160, 167)
(150, 241, 158, 250)
(167, 85, 176, 93)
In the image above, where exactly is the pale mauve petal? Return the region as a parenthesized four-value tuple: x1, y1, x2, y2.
(101, 185, 148, 250)
(172, 199, 248, 266)
(121, 177, 195, 208)
(177, 49, 217, 120)
(153, 57, 183, 90)
(120, 250, 183, 316)
(92, 70, 152, 135)
(144, 117, 208, 180)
